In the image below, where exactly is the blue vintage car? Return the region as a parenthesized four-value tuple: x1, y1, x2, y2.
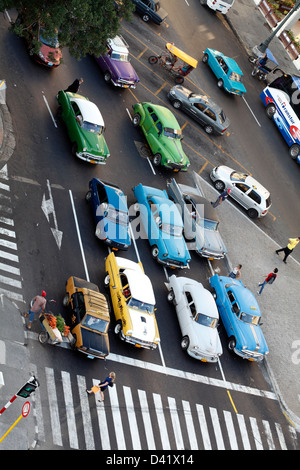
(86, 178, 131, 250)
(133, 183, 191, 268)
(209, 275, 269, 361)
(202, 48, 246, 95)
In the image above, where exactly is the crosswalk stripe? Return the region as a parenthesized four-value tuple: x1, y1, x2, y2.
(123, 386, 141, 450)
(250, 416, 263, 450)
(0, 249, 18, 262)
(109, 385, 126, 450)
(196, 404, 211, 450)
(275, 422, 287, 450)
(138, 389, 156, 450)
(224, 410, 238, 450)
(61, 371, 79, 449)
(182, 400, 198, 450)
(153, 393, 171, 450)
(263, 420, 276, 450)
(0, 262, 20, 275)
(237, 413, 251, 450)
(0, 227, 15, 237)
(168, 397, 184, 450)
(45, 367, 63, 447)
(210, 407, 225, 449)
(77, 375, 95, 450)
(93, 379, 110, 450)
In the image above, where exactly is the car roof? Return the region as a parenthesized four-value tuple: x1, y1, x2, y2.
(185, 194, 218, 222)
(186, 283, 219, 318)
(96, 180, 128, 211)
(244, 175, 270, 197)
(142, 103, 180, 129)
(70, 95, 105, 126)
(124, 269, 155, 305)
(107, 35, 128, 54)
(150, 195, 183, 226)
(223, 56, 243, 75)
(226, 283, 261, 316)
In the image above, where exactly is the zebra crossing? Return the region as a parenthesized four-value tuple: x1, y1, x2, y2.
(30, 365, 298, 450)
(0, 164, 23, 304)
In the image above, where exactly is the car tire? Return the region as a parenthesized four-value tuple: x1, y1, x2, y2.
(171, 99, 182, 110)
(85, 190, 91, 202)
(132, 113, 141, 127)
(289, 143, 300, 160)
(142, 13, 150, 22)
(151, 245, 159, 259)
(202, 53, 208, 63)
(217, 79, 224, 89)
(228, 336, 236, 352)
(266, 103, 276, 119)
(167, 289, 175, 303)
(148, 56, 158, 65)
(213, 180, 225, 191)
(103, 274, 110, 289)
(104, 71, 111, 83)
(153, 153, 162, 166)
(204, 124, 214, 134)
(247, 208, 259, 219)
(62, 294, 69, 307)
(114, 321, 122, 336)
(181, 336, 190, 351)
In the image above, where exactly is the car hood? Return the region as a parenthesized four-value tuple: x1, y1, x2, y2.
(81, 131, 109, 157)
(40, 43, 62, 64)
(110, 59, 139, 83)
(237, 322, 269, 355)
(196, 228, 227, 256)
(162, 138, 189, 165)
(163, 235, 189, 262)
(80, 328, 109, 357)
(190, 323, 222, 356)
(128, 309, 158, 342)
(101, 219, 131, 246)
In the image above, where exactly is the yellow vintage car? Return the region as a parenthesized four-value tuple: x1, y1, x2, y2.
(104, 252, 160, 349)
(63, 276, 110, 359)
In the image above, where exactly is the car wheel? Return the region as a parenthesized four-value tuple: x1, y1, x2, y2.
(151, 245, 159, 259)
(142, 13, 150, 22)
(153, 153, 162, 166)
(167, 289, 175, 303)
(132, 113, 141, 127)
(266, 103, 276, 119)
(85, 190, 91, 202)
(103, 274, 110, 289)
(289, 143, 300, 160)
(181, 336, 190, 351)
(247, 208, 259, 219)
(174, 75, 184, 85)
(171, 99, 182, 110)
(228, 336, 236, 352)
(217, 79, 224, 89)
(104, 71, 111, 83)
(204, 124, 214, 134)
(72, 142, 78, 156)
(214, 180, 225, 191)
(62, 294, 69, 307)
(148, 56, 158, 65)
(202, 53, 208, 63)
(114, 321, 122, 336)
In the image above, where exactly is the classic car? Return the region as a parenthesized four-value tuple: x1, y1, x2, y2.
(168, 85, 230, 135)
(62, 276, 110, 359)
(209, 274, 269, 361)
(85, 178, 131, 250)
(57, 91, 110, 164)
(210, 165, 271, 218)
(166, 275, 223, 362)
(202, 48, 246, 95)
(132, 102, 190, 171)
(200, 0, 235, 14)
(131, 0, 168, 24)
(95, 35, 139, 89)
(167, 174, 227, 259)
(104, 252, 160, 349)
(133, 183, 191, 268)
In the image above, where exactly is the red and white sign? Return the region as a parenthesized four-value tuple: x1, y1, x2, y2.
(22, 401, 30, 418)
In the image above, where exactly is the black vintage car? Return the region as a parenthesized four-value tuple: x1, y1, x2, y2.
(132, 0, 168, 24)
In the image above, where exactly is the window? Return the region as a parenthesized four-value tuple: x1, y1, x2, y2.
(247, 190, 261, 204)
(227, 290, 240, 316)
(185, 291, 196, 317)
(204, 108, 216, 121)
(194, 102, 206, 112)
(235, 183, 249, 193)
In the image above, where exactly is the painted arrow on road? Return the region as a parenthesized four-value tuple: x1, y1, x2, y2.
(41, 179, 63, 249)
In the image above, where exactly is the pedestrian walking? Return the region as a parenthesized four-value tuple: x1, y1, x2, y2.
(86, 371, 116, 402)
(24, 291, 47, 329)
(229, 264, 242, 279)
(64, 77, 84, 94)
(276, 237, 300, 264)
(211, 189, 231, 208)
(257, 268, 278, 295)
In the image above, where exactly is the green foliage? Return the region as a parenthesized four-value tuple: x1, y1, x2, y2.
(0, 0, 134, 60)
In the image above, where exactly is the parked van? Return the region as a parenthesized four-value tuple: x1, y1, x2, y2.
(200, 0, 235, 14)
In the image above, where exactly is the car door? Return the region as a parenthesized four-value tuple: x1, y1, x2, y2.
(230, 182, 250, 209)
(187, 100, 207, 125)
(67, 101, 82, 143)
(178, 289, 195, 335)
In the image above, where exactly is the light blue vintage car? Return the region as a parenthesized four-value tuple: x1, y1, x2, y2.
(132, 183, 191, 269)
(202, 48, 247, 95)
(209, 275, 269, 361)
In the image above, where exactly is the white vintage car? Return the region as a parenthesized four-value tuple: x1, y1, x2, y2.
(166, 275, 222, 362)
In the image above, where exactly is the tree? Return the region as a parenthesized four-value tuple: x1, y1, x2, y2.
(0, 0, 134, 60)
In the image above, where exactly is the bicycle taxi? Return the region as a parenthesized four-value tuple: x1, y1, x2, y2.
(148, 42, 198, 84)
(248, 48, 279, 81)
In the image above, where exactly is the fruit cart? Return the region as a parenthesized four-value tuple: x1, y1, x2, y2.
(39, 313, 76, 350)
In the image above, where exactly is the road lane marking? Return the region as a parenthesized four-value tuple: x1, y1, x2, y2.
(69, 190, 90, 282)
(42, 93, 57, 128)
(242, 95, 261, 127)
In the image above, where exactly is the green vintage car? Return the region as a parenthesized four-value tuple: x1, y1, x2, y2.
(57, 91, 110, 164)
(132, 102, 190, 171)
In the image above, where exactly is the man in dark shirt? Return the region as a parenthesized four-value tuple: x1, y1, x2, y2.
(64, 77, 84, 93)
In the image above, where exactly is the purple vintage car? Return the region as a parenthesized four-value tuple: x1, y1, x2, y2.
(95, 35, 139, 89)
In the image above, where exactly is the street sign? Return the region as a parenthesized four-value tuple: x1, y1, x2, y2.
(22, 402, 30, 418)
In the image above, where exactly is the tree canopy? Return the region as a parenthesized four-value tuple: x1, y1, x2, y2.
(0, 0, 134, 60)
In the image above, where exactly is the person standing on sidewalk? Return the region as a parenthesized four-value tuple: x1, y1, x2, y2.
(276, 237, 300, 264)
(24, 291, 47, 329)
(229, 264, 242, 279)
(257, 268, 278, 295)
(211, 189, 231, 208)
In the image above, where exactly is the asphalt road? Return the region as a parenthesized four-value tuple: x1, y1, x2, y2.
(0, 2, 299, 451)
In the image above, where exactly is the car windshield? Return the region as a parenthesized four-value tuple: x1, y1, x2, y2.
(229, 72, 242, 82)
(40, 29, 59, 48)
(198, 218, 218, 231)
(111, 52, 129, 61)
(127, 297, 154, 314)
(230, 171, 248, 182)
(106, 206, 128, 225)
(81, 314, 109, 333)
(163, 127, 182, 139)
(195, 313, 218, 328)
(161, 223, 183, 237)
(82, 121, 103, 134)
(219, 110, 227, 124)
(239, 312, 260, 325)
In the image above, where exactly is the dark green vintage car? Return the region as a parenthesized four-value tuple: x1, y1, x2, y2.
(132, 102, 190, 172)
(57, 91, 110, 164)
